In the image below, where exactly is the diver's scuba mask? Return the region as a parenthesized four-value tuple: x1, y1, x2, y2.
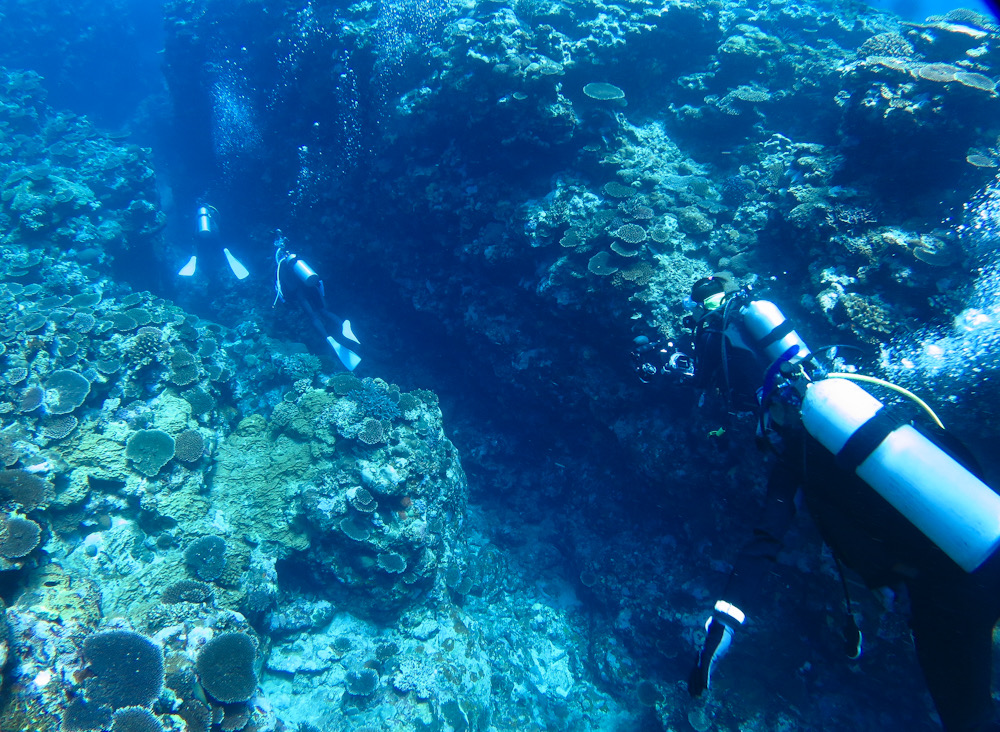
(702, 291, 726, 311)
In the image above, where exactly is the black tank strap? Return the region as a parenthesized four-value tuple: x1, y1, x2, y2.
(835, 407, 903, 473)
(755, 319, 796, 350)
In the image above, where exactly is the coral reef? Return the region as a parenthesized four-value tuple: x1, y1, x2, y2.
(195, 631, 258, 704)
(81, 629, 164, 710)
(1, 0, 996, 729)
(183, 535, 228, 582)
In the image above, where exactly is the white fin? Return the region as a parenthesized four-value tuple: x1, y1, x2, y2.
(342, 319, 360, 344)
(178, 255, 197, 277)
(327, 336, 361, 371)
(224, 248, 250, 280)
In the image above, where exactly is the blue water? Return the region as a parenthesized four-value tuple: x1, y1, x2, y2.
(1, 0, 999, 730)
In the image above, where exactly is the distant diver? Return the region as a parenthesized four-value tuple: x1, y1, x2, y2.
(633, 274, 1000, 732)
(273, 230, 361, 371)
(177, 204, 250, 280)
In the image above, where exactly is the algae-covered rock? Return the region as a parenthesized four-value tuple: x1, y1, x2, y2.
(209, 416, 312, 554)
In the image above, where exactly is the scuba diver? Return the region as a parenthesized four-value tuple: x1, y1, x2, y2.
(632, 274, 767, 410)
(273, 231, 361, 372)
(177, 205, 251, 280)
(633, 276, 1000, 732)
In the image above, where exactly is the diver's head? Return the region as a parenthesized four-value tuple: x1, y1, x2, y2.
(691, 275, 732, 311)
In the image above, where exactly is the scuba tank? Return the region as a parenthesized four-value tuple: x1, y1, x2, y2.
(801, 377, 1000, 573)
(196, 206, 215, 237)
(740, 300, 812, 364)
(292, 257, 320, 287)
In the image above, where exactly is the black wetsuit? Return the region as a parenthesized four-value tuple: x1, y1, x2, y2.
(691, 305, 764, 412)
(721, 425, 1000, 732)
(276, 254, 341, 345)
(682, 297, 1000, 730)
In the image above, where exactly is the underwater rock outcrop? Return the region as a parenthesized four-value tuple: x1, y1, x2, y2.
(158, 0, 1000, 484)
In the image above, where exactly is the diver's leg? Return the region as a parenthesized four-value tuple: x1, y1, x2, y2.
(318, 307, 359, 344)
(298, 294, 360, 370)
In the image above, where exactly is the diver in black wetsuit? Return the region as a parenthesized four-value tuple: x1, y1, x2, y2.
(272, 231, 362, 372)
(631, 274, 764, 410)
(635, 277, 1000, 732)
(177, 205, 251, 281)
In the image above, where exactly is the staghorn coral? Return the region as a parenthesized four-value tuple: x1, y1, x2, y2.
(348, 378, 402, 422)
(128, 327, 164, 363)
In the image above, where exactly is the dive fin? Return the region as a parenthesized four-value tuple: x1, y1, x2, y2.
(178, 255, 197, 277)
(223, 248, 250, 280)
(342, 319, 360, 344)
(327, 336, 361, 371)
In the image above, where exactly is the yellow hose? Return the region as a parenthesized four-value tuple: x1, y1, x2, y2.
(827, 372, 945, 430)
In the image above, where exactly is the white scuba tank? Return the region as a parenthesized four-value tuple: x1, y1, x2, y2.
(801, 377, 1000, 573)
(292, 257, 320, 287)
(740, 300, 811, 363)
(196, 206, 214, 237)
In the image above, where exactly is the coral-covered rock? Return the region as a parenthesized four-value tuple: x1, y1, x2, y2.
(183, 536, 227, 582)
(82, 629, 164, 710)
(195, 632, 257, 704)
(42, 369, 90, 414)
(109, 706, 164, 732)
(125, 429, 175, 477)
(0, 514, 41, 559)
(0, 469, 52, 511)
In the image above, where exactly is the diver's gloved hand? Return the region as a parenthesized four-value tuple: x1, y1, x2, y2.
(688, 601, 745, 697)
